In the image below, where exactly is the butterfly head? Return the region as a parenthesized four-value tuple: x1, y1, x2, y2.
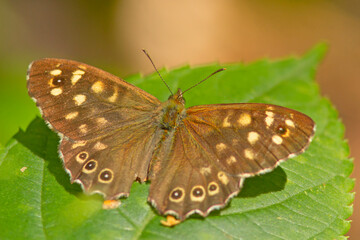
(168, 88, 186, 106)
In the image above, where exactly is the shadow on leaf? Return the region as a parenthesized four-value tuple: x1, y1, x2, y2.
(14, 117, 84, 197)
(238, 167, 287, 198)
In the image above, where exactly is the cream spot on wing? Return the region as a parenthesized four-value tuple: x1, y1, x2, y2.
(190, 185, 206, 202)
(72, 141, 87, 149)
(65, 112, 79, 120)
(71, 74, 82, 85)
(79, 124, 87, 134)
(285, 119, 295, 128)
(265, 116, 274, 127)
(248, 131, 260, 145)
(272, 135, 283, 145)
(91, 81, 104, 93)
(69, 68, 85, 85)
(216, 143, 227, 152)
(93, 142, 107, 150)
(96, 117, 108, 125)
(244, 148, 255, 160)
(50, 69, 62, 76)
(78, 65, 87, 70)
(108, 87, 118, 102)
(73, 94, 86, 106)
(50, 88, 63, 96)
(200, 166, 211, 175)
(217, 171, 229, 185)
(238, 113, 251, 126)
(222, 115, 231, 127)
(226, 155, 237, 164)
(73, 69, 85, 75)
(266, 111, 275, 117)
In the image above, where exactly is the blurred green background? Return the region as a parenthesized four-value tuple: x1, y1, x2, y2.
(0, 0, 359, 237)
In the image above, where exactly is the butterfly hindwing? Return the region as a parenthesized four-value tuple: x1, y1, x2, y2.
(148, 125, 243, 220)
(60, 118, 164, 198)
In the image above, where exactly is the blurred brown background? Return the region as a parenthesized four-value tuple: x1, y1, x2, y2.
(0, 0, 358, 237)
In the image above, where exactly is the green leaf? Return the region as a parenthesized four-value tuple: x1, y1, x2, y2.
(0, 44, 353, 239)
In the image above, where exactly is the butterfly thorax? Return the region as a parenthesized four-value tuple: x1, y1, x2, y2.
(159, 89, 186, 130)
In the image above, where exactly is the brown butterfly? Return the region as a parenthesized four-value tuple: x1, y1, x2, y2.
(27, 57, 315, 226)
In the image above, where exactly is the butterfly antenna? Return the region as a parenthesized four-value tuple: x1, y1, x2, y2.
(181, 68, 226, 96)
(142, 49, 173, 95)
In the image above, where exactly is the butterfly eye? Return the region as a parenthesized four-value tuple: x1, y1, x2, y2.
(98, 169, 113, 183)
(51, 77, 65, 87)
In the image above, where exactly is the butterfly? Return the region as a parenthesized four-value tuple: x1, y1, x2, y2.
(27, 58, 315, 226)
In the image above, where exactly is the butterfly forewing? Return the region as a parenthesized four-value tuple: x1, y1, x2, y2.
(185, 103, 315, 176)
(27, 59, 160, 141)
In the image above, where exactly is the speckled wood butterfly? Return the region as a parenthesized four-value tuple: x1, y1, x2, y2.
(27, 58, 315, 226)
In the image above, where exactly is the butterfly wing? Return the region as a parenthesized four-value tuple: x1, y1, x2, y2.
(59, 118, 163, 198)
(148, 103, 315, 220)
(27, 59, 163, 198)
(185, 103, 316, 176)
(27, 58, 160, 140)
(148, 124, 243, 220)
